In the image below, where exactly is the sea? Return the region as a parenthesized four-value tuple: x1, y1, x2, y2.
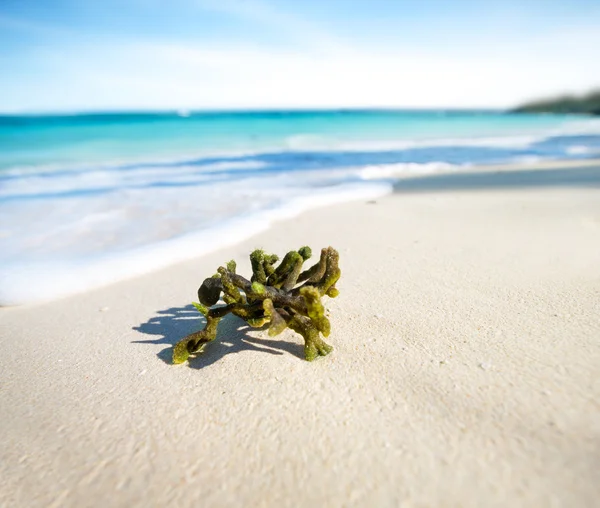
(1, 109, 600, 305)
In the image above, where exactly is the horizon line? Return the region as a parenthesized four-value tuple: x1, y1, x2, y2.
(0, 105, 518, 117)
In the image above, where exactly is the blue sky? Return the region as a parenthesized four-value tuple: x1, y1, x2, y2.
(1, 0, 599, 112)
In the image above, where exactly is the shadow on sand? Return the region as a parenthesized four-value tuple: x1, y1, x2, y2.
(132, 304, 304, 369)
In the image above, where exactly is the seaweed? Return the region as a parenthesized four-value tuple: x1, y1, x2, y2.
(172, 246, 341, 364)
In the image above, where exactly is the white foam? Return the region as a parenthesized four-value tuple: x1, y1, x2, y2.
(566, 145, 597, 155)
(359, 161, 462, 180)
(0, 182, 391, 305)
(0, 160, 267, 199)
(335, 135, 543, 152)
(550, 117, 600, 136)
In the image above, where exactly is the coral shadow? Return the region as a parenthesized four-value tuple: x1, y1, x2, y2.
(132, 304, 304, 369)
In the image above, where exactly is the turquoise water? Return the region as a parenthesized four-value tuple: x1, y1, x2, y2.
(2, 109, 597, 170)
(1, 110, 599, 304)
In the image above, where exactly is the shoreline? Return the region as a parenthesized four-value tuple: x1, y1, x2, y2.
(2, 157, 600, 308)
(431, 156, 600, 173)
(1, 162, 599, 506)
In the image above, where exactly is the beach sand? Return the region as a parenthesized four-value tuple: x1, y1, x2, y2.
(1, 164, 599, 507)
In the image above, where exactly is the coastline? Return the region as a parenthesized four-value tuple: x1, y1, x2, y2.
(1, 161, 599, 506)
(2, 157, 600, 307)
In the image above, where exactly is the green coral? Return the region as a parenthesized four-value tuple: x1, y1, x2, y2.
(172, 246, 341, 364)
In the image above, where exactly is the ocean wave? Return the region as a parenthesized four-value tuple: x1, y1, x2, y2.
(0, 160, 269, 200)
(549, 117, 600, 136)
(282, 119, 600, 154)
(566, 145, 599, 155)
(4, 115, 600, 178)
(316, 135, 543, 152)
(4, 135, 598, 202)
(0, 182, 391, 305)
(3, 111, 600, 305)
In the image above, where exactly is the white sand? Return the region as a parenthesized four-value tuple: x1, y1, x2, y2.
(1, 165, 599, 507)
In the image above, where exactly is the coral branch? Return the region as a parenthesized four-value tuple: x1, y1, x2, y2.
(172, 246, 341, 364)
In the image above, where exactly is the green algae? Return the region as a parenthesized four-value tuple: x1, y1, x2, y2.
(172, 246, 341, 364)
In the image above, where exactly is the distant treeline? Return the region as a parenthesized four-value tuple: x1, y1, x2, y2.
(512, 89, 600, 115)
